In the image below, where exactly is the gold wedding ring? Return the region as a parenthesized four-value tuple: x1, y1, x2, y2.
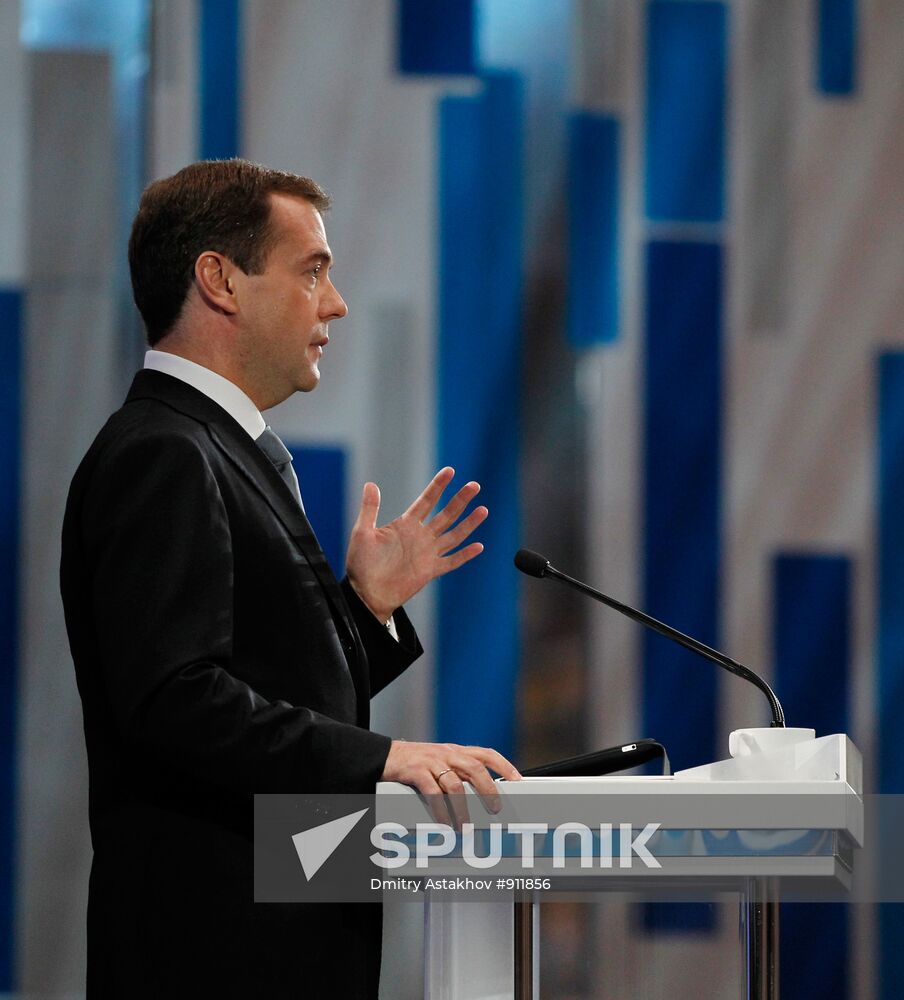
(435, 768, 454, 780)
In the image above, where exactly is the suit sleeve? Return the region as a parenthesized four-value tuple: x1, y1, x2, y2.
(79, 429, 392, 794)
(340, 577, 423, 698)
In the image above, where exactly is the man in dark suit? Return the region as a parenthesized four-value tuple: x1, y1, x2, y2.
(60, 159, 519, 998)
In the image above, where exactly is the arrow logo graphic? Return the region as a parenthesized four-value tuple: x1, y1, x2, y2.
(291, 808, 369, 881)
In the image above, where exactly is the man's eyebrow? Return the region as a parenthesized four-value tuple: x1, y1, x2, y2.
(301, 249, 333, 266)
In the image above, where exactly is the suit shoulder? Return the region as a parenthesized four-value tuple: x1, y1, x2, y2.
(83, 398, 213, 467)
(66, 399, 219, 506)
(100, 396, 210, 447)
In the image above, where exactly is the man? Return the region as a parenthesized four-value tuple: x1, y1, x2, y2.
(60, 159, 519, 998)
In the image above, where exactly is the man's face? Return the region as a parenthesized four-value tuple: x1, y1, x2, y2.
(236, 193, 348, 407)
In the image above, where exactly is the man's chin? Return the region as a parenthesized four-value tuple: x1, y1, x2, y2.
(297, 367, 320, 393)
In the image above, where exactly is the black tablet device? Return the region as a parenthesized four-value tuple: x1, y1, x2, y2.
(519, 738, 670, 778)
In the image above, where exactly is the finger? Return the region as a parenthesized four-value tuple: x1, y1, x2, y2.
(437, 771, 470, 829)
(435, 542, 484, 575)
(353, 482, 381, 533)
(426, 795, 455, 827)
(405, 467, 455, 522)
(437, 506, 488, 556)
(415, 777, 454, 826)
(428, 481, 481, 535)
(465, 747, 523, 781)
(450, 759, 501, 814)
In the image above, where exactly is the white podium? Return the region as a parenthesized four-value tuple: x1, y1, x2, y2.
(376, 729, 863, 1000)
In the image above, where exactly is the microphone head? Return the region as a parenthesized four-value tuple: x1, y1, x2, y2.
(514, 549, 550, 578)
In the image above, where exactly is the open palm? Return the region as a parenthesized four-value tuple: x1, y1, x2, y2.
(345, 467, 488, 622)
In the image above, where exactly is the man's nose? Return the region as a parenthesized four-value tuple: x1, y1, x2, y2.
(323, 280, 348, 321)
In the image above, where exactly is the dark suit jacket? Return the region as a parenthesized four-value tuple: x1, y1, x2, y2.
(60, 369, 423, 998)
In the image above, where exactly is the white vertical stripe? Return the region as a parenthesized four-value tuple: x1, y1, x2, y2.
(148, 0, 199, 180)
(19, 51, 120, 996)
(582, 1, 650, 993)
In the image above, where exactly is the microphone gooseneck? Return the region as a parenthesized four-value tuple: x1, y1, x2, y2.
(514, 549, 786, 728)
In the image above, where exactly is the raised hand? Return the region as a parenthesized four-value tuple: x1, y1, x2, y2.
(345, 467, 487, 622)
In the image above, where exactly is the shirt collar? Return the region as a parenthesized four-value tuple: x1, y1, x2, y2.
(143, 350, 267, 440)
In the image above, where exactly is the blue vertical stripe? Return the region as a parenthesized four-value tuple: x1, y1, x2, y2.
(878, 352, 904, 998)
(644, 1, 727, 223)
(817, 0, 857, 95)
(641, 5, 728, 936)
(289, 445, 347, 578)
(0, 291, 22, 990)
(397, 0, 475, 75)
(199, 0, 240, 159)
(878, 354, 904, 793)
(773, 553, 850, 1000)
(773, 554, 850, 734)
(642, 240, 722, 769)
(567, 113, 620, 346)
(437, 73, 522, 758)
(641, 241, 721, 934)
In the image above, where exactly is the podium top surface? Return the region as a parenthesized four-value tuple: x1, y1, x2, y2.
(378, 732, 861, 798)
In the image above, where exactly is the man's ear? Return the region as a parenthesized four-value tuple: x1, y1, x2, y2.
(194, 252, 239, 316)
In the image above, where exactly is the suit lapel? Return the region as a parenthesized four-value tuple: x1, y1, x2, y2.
(208, 425, 355, 614)
(124, 370, 364, 672)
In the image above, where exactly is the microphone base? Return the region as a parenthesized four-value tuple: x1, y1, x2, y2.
(728, 727, 816, 759)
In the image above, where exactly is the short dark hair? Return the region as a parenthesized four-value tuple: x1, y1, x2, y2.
(128, 159, 331, 345)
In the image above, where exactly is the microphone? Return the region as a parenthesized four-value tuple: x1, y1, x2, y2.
(514, 548, 785, 728)
(513, 549, 550, 578)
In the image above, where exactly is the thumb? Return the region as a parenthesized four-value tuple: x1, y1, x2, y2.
(354, 481, 381, 532)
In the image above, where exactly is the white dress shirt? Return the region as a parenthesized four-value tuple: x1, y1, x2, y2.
(143, 350, 398, 637)
(144, 350, 266, 439)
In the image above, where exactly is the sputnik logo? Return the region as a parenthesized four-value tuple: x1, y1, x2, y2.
(291, 808, 369, 881)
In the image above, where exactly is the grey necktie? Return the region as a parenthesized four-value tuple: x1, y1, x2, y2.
(255, 425, 304, 511)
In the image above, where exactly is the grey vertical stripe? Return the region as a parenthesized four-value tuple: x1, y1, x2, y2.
(741, 2, 795, 333)
(21, 51, 120, 995)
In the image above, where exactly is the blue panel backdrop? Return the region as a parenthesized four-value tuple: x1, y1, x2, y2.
(773, 553, 850, 1000)
(642, 241, 722, 934)
(640, 2, 729, 938)
(816, 0, 858, 95)
(397, 0, 475, 76)
(878, 352, 904, 999)
(567, 113, 621, 347)
(642, 240, 722, 771)
(289, 445, 347, 578)
(436, 72, 522, 758)
(199, 0, 240, 159)
(644, 0, 727, 223)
